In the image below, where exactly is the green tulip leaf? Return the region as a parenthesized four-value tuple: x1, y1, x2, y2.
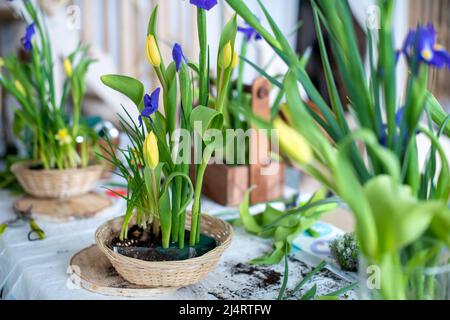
(190, 105, 224, 143)
(363, 175, 443, 253)
(101, 75, 144, 108)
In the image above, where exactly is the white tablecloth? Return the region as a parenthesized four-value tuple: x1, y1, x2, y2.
(0, 185, 355, 300)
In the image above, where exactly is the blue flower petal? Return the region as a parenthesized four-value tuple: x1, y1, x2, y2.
(172, 43, 186, 72)
(238, 23, 261, 42)
(139, 88, 160, 126)
(21, 23, 36, 53)
(189, 0, 217, 11)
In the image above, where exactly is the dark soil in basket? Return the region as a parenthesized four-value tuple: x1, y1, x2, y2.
(109, 225, 217, 262)
(29, 163, 96, 170)
(29, 164, 48, 170)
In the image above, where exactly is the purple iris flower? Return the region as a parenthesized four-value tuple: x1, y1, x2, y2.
(379, 107, 407, 147)
(401, 24, 450, 69)
(172, 43, 187, 72)
(189, 0, 217, 11)
(139, 88, 160, 127)
(21, 23, 36, 53)
(238, 22, 262, 42)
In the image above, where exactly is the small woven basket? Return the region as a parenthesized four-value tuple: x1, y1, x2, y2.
(96, 214, 233, 288)
(11, 161, 103, 199)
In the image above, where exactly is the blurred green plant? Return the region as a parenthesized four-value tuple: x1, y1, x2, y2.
(277, 251, 357, 300)
(330, 233, 359, 272)
(0, 0, 97, 170)
(239, 187, 338, 265)
(226, 0, 450, 300)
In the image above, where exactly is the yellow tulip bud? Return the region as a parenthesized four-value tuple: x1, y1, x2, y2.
(143, 131, 159, 170)
(64, 58, 73, 77)
(146, 35, 161, 67)
(274, 119, 313, 165)
(0, 57, 4, 69)
(231, 52, 239, 69)
(219, 41, 233, 69)
(14, 80, 26, 97)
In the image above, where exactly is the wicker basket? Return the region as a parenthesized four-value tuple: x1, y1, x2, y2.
(11, 161, 103, 199)
(96, 214, 233, 288)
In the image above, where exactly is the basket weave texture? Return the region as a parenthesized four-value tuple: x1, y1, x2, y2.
(96, 214, 233, 287)
(11, 161, 103, 199)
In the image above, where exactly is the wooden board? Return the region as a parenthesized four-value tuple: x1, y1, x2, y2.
(199, 164, 250, 207)
(69, 245, 177, 297)
(249, 78, 281, 204)
(13, 192, 113, 223)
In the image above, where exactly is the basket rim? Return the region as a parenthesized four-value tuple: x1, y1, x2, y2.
(95, 214, 233, 267)
(11, 160, 104, 174)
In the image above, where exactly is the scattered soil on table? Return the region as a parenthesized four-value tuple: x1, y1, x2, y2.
(109, 225, 217, 262)
(232, 263, 281, 288)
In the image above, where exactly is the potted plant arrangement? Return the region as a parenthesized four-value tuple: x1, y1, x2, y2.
(227, 0, 450, 300)
(198, 24, 285, 206)
(0, 0, 102, 199)
(96, 1, 234, 288)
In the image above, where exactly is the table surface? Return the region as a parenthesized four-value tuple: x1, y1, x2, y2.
(0, 185, 356, 300)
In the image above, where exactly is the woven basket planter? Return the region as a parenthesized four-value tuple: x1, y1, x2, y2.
(96, 214, 233, 288)
(11, 161, 103, 199)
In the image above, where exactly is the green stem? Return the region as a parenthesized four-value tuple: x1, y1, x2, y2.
(171, 176, 182, 242)
(197, 8, 208, 106)
(189, 151, 212, 246)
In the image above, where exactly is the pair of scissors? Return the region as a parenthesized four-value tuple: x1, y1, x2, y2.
(0, 206, 46, 242)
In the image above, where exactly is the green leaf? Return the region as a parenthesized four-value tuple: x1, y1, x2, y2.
(363, 175, 443, 253)
(251, 241, 287, 265)
(277, 247, 289, 300)
(147, 5, 158, 36)
(29, 219, 45, 240)
(238, 187, 263, 234)
(158, 189, 172, 248)
(225, 0, 281, 51)
(218, 14, 237, 52)
(240, 56, 283, 89)
(0, 224, 7, 236)
(179, 63, 193, 127)
(426, 93, 450, 137)
(285, 260, 326, 299)
(323, 282, 358, 298)
(430, 208, 450, 247)
(101, 75, 144, 108)
(161, 172, 194, 217)
(190, 106, 224, 142)
(299, 285, 317, 300)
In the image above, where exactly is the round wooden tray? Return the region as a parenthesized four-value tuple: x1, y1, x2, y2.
(69, 245, 178, 297)
(13, 192, 113, 223)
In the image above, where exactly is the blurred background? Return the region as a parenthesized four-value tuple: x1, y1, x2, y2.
(1, 0, 449, 126)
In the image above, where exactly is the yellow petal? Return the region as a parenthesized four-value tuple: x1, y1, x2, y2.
(434, 43, 443, 51)
(231, 52, 239, 69)
(144, 131, 159, 170)
(0, 56, 4, 68)
(64, 58, 73, 77)
(274, 119, 313, 165)
(146, 35, 161, 67)
(421, 49, 433, 61)
(55, 129, 72, 145)
(14, 80, 26, 97)
(219, 41, 233, 69)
